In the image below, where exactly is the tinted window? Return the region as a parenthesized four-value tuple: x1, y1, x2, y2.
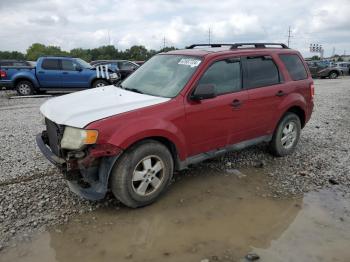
(62, 60, 81, 71)
(119, 61, 136, 70)
(198, 59, 241, 95)
(243, 56, 281, 89)
(279, 54, 308, 81)
(42, 59, 60, 70)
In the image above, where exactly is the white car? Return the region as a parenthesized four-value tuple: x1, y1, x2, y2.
(335, 62, 350, 75)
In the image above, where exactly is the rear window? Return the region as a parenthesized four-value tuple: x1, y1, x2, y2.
(243, 56, 281, 89)
(279, 54, 308, 81)
(42, 59, 60, 70)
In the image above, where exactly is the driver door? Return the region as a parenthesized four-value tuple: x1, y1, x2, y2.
(60, 59, 88, 88)
(184, 58, 249, 157)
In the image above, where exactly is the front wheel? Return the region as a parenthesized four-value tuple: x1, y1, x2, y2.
(16, 80, 34, 96)
(269, 112, 301, 157)
(110, 140, 174, 208)
(92, 79, 109, 88)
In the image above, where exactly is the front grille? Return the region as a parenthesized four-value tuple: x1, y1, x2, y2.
(45, 118, 64, 156)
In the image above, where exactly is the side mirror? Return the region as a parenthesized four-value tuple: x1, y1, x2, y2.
(191, 84, 216, 100)
(76, 66, 83, 71)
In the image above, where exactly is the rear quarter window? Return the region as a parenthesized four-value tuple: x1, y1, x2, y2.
(279, 54, 308, 81)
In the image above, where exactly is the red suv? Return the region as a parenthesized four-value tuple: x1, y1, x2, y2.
(37, 43, 314, 208)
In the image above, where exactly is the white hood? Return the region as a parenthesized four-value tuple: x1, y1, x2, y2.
(40, 86, 170, 128)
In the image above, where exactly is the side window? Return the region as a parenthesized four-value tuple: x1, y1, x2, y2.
(120, 61, 136, 70)
(61, 60, 80, 71)
(197, 59, 241, 95)
(243, 56, 281, 89)
(279, 54, 308, 81)
(42, 59, 60, 70)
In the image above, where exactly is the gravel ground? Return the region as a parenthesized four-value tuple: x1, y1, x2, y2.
(0, 77, 350, 248)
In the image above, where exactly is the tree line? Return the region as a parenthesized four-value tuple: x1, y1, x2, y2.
(0, 43, 177, 62)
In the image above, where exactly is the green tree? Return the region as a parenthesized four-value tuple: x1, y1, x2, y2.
(26, 43, 68, 60)
(70, 48, 92, 62)
(0, 51, 25, 60)
(311, 55, 320, 60)
(124, 45, 149, 61)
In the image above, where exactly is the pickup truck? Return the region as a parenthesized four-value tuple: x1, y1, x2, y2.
(0, 56, 119, 95)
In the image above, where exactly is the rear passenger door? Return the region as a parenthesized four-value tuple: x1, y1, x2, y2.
(242, 55, 289, 137)
(37, 59, 61, 88)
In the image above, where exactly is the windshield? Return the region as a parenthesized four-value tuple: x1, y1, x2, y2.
(120, 55, 202, 98)
(75, 58, 92, 69)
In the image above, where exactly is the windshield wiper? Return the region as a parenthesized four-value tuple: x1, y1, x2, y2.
(124, 87, 144, 94)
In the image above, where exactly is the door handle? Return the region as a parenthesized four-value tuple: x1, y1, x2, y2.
(62, 72, 68, 74)
(231, 99, 242, 108)
(275, 90, 286, 97)
(38, 71, 45, 74)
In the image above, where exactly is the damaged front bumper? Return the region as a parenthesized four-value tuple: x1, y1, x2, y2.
(36, 133, 122, 201)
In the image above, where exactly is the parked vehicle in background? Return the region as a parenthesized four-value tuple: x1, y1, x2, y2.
(37, 43, 314, 208)
(92, 60, 139, 80)
(306, 61, 341, 79)
(334, 62, 350, 75)
(0, 59, 31, 67)
(133, 61, 145, 66)
(0, 57, 119, 95)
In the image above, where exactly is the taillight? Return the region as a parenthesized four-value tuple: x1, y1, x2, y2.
(310, 82, 315, 99)
(0, 70, 6, 78)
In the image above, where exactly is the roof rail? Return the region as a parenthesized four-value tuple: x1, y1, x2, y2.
(186, 43, 289, 49)
(230, 43, 288, 49)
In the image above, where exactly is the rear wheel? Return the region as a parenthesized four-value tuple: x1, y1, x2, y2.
(110, 140, 174, 208)
(16, 80, 34, 96)
(328, 71, 338, 79)
(92, 79, 109, 88)
(269, 112, 301, 157)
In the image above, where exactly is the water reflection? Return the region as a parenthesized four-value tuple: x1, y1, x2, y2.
(2, 169, 302, 262)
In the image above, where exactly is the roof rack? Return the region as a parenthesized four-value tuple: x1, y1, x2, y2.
(186, 43, 289, 49)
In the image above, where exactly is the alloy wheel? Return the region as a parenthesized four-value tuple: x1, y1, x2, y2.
(281, 121, 297, 149)
(132, 155, 165, 196)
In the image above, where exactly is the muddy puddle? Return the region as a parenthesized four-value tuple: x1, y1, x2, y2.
(1, 169, 350, 262)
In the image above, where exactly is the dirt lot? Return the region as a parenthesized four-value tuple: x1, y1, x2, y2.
(0, 78, 350, 261)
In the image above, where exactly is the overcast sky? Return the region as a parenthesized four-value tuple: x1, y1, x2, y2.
(0, 0, 349, 57)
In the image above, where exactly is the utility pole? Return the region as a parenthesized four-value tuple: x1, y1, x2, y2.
(162, 36, 166, 49)
(287, 26, 292, 47)
(332, 47, 335, 57)
(208, 27, 211, 44)
(107, 30, 111, 45)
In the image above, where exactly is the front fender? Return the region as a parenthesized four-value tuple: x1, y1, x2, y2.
(108, 118, 188, 160)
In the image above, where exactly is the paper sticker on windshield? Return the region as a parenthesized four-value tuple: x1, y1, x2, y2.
(178, 58, 201, 68)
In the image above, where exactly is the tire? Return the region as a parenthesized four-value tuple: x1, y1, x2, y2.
(92, 79, 109, 88)
(110, 140, 174, 208)
(328, 71, 338, 79)
(16, 80, 34, 96)
(269, 112, 301, 157)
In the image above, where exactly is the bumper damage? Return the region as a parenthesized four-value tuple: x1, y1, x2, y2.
(36, 133, 122, 201)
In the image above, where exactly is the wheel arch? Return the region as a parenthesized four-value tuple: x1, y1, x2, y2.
(284, 106, 306, 128)
(121, 136, 182, 171)
(13, 77, 37, 89)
